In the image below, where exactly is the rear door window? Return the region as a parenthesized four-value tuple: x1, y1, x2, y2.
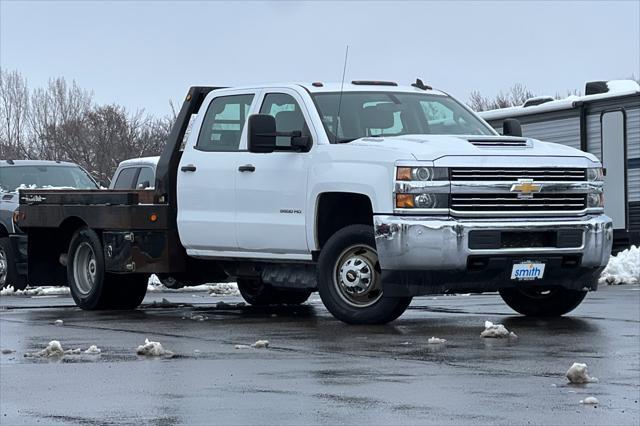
(135, 167, 155, 189)
(196, 94, 255, 152)
(113, 167, 138, 189)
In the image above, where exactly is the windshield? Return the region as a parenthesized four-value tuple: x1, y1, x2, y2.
(0, 165, 98, 192)
(312, 92, 496, 142)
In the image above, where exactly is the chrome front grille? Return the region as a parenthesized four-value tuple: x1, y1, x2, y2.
(451, 193, 587, 214)
(450, 168, 586, 182)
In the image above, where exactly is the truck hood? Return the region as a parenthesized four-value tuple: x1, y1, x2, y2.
(348, 134, 600, 165)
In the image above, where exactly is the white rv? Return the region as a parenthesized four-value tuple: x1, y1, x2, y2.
(480, 80, 640, 250)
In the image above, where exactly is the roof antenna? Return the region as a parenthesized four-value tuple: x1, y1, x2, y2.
(335, 45, 349, 144)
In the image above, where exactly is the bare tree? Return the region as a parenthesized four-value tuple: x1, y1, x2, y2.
(0, 69, 30, 158)
(29, 77, 93, 160)
(468, 84, 536, 112)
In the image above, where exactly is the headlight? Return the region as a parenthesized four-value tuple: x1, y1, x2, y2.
(587, 193, 604, 208)
(587, 167, 604, 182)
(396, 193, 449, 209)
(396, 167, 448, 181)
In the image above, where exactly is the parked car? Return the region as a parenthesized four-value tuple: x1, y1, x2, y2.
(0, 160, 99, 289)
(110, 156, 185, 289)
(17, 81, 612, 324)
(109, 157, 159, 190)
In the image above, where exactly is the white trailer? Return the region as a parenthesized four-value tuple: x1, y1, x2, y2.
(480, 80, 640, 250)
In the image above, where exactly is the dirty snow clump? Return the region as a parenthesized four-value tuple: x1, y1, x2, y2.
(580, 396, 599, 405)
(234, 344, 252, 349)
(251, 340, 270, 349)
(427, 337, 447, 344)
(84, 345, 101, 355)
(146, 276, 240, 296)
(54, 319, 64, 326)
(136, 339, 174, 357)
(566, 362, 598, 384)
(598, 245, 639, 285)
(25, 340, 65, 358)
(0, 286, 70, 297)
(480, 321, 517, 338)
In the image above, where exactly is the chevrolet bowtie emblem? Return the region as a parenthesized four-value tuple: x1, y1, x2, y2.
(511, 179, 542, 198)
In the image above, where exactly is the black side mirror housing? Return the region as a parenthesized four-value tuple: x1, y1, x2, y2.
(291, 135, 312, 152)
(248, 114, 277, 153)
(503, 118, 522, 137)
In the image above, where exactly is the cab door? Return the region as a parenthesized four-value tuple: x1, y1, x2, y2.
(177, 91, 257, 255)
(235, 90, 314, 257)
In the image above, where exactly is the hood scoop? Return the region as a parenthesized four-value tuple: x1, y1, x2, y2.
(468, 138, 531, 148)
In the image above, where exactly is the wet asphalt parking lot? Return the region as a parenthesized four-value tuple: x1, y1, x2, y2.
(0, 285, 638, 426)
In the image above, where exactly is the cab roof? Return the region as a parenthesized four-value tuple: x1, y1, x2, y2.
(1, 159, 79, 167)
(210, 82, 448, 96)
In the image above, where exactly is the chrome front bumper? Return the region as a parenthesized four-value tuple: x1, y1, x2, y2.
(374, 214, 613, 270)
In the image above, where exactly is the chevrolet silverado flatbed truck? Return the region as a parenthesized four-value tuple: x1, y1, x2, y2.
(17, 81, 613, 324)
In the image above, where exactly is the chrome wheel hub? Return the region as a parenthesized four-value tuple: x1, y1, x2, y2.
(0, 247, 7, 286)
(334, 245, 383, 308)
(73, 242, 97, 295)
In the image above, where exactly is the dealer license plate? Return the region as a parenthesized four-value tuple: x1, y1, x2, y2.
(510, 262, 546, 281)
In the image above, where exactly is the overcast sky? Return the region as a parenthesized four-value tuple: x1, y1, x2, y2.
(1, 0, 638, 116)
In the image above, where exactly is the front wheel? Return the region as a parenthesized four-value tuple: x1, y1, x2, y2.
(317, 224, 412, 324)
(499, 287, 587, 317)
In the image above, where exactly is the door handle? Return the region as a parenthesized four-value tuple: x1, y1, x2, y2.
(181, 164, 197, 172)
(238, 164, 256, 172)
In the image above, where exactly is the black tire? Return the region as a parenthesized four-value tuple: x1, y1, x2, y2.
(107, 274, 149, 310)
(67, 227, 147, 310)
(237, 277, 279, 306)
(317, 224, 412, 325)
(0, 237, 26, 290)
(499, 287, 587, 317)
(276, 289, 312, 305)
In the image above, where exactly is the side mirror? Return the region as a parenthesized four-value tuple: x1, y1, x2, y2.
(291, 135, 312, 152)
(248, 114, 276, 153)
(503, 118, 522, 137)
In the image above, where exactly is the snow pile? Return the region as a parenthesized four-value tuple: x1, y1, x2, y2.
(146, 277, 239, 296)
(190, 314, 207, 322)
(427, 337, 447, 344)
(251, 340, 270, 349)
(136, 339, 174, 357)
(580, 396, 599, 405)
(54, 319, 64, 326)
(480, 321, 518, 339)
(607, 80, 640, 93)
(235, 340, 270, 349)
(23, 341, 103, 358)
(566, 362, 598, 384)
(599, 245, 639, 285)
(25, 340, 65, 358)
(0, 286, 70, 297)
(84, 345, 101, 355)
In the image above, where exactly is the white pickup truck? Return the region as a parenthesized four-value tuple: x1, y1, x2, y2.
(17, 81, 613, 324)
